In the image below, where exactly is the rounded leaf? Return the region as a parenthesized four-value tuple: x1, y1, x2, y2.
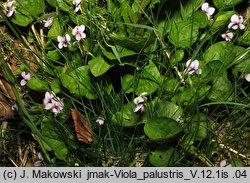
(193, 11, 209, 28)
(47, 49, 62, 61)
(41, 117, 68, 160)
(190, 113, 208, 141)
(60, 66, 97, 99)
(208, 77, 233, 102)
(155, 101, 183, 121)
(144, 117, 182, 143)
(213, 0, 243, 10)
(149, 146, 176, 166)
(112, 102, 146, 127)
(26, 77, 48, 92)
(169, 19, 199, 48)
(210, 11, 235, 32)
(204, 41, 235, 66)
(12, 0, 45, 26)
(50, 79, 61, 94)
(88, 57, 114, 77)
(201, 60, 227, 82)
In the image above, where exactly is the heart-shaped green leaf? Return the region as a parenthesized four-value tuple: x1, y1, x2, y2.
(88, 56, 114, 77)
(213, 0, 243, 10)
(60, 66, 97, 99)
(26, 77, 48, 92)
(112, 102, 146, 127)
(41, 117, 68, 160)
(109, 33, 153, 52)
(12, 0, 45, 26)
(210, 11, 235, 32)
(47, 18, 63, 40)
(169, 18, 199, 48)
(47, 0, 73, 11)
(135, 62, 162, 95)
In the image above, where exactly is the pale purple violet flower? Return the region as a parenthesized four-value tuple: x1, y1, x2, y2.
(221, 32, 233, 41)
(228, 14, 245, 30)
(133, 92, 147, 112)
(51, 100, 64, 116)
(43, 92, 64, 116)
(134, 104, 144, 113)
(201, 2, 215, 20)
(72, 25, 86, 41)
(220, 160, 232, 167)
(185, 59, 202, 75)
(20, 71, 31, 86)
(43, 92, 54, 109)
(4, 0, 16, 17)
(96, 117, 105, 125)
(34, 152, 46, 167)
(245, 73, 250, 82)
(57, 34, 71, 49)
(43, 16, 53, 28)
(73, 0, 82, 12)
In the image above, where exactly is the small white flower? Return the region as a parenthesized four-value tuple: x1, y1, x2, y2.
(133, 92, 147, 104)
(4, 0, 16, 17)
(11, 103, 19, 112)
(221, 32, 233, 41)
(133, 92, 147, 112)
(20, 71, 31, 86)
(228, 14, 245, 30)
(43, 16, 53, 28)
(176, 116, 181, 122)
(185, 59, 202, 75)
(73, 0, 82, 12)
(220, 160, 232, 167)
(201, 2, 215, 20)
(245, 73, 250, 82)
(96, 117, 105, 125)
(57, 34, 71, 49)
(72, 25, 86, 41)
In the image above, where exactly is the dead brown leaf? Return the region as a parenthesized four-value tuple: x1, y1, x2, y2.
(71, 109, 93, 143)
